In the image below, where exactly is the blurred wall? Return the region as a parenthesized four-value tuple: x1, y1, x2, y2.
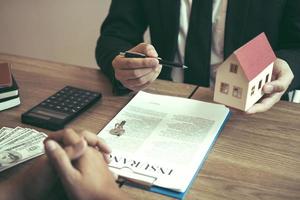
(0, 0, 111, 68)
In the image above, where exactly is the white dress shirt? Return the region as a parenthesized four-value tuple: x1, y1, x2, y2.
(171, 0, 228, 87)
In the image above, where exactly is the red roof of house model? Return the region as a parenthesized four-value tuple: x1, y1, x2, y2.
(234, 33, 276, 81)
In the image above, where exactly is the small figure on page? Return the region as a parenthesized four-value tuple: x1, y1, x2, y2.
(109, 120, 126, 136)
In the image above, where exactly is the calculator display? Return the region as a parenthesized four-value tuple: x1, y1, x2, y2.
(31, 108, 68, 119)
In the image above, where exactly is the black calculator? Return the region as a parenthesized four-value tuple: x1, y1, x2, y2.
(21, 86, 102, 131)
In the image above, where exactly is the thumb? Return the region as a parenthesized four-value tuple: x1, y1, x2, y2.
(45, 140, 79, 181)
(263, 82, 286, 94)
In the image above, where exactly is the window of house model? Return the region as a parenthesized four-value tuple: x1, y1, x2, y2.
(232, 86, 242, 98)
(220, 82, 229, 94)
(251, 86, 255, 96)
(265, 74, 270, 83)
(230, 63, 238, 73)
(258, 80, 263, 89)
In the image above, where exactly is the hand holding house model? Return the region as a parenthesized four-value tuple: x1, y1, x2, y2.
(214, 32, 277, 111)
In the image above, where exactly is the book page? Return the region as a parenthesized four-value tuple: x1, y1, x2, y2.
(98, 91, 230, 192)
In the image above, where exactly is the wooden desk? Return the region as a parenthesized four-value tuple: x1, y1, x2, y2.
(0, 53, 197, 131)
(0, 54, 299, 200)
(188, 87, 300, 200)
(0, 54, 197, 199)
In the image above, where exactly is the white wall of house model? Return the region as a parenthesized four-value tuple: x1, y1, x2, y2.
(214, 33, 276, 111)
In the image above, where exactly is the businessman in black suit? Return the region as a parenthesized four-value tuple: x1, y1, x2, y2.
(96, 0, 299, 113)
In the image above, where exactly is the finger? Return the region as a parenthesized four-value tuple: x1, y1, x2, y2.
(103, 153, 111, 164)
(113, 56, 159, 70)
(79, 130, 111, 154)
(75, 148, 108, 173)
(115, 67, 154, 81)
(112, 172, 119, 180)
(150, 65, 162, 82)
(246, 102, 271, 114)
(246, 93, 281, 114)
(139, 65, 161, 86)
(130, 43, 158, 57)
(129, 66, 161, 91)
(44, 130, 66, 144)
(264, 59, 294, 94)
(45, 140, 79, 181)
(263, 81, 287, 94)
(64, 138, 87, 160)
(126, 67, 161, 91)
(46, 128, 81, 146)
(123, 70, 156, 88)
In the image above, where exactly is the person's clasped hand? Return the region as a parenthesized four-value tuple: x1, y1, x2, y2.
(44, 129, 127, 200)
(3, 129, 113, 200)
(112, 43, 162, 91)
(45, 128, 111, 163)
(247, 58, 294, 114)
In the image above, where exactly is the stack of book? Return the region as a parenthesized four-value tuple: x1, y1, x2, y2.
(0, 63, 21, 111)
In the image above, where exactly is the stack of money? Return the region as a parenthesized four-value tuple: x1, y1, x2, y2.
(0, 127, 47, 172)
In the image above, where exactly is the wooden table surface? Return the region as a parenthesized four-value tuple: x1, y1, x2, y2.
(0, 54, 299, 200)
(0, 54, 197, 199)
(0, 53, 197, 133)
(188, 87, 300, 200)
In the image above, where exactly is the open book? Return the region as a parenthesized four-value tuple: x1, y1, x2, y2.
(98, 91, 230, 199)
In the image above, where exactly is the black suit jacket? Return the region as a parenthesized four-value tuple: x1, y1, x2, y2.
(96, 0, 300, 94)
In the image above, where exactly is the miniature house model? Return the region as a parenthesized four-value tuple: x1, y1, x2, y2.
(214, 33, 276, 111)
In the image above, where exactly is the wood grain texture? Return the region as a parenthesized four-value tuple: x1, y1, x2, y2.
(0, 54, 197, 199)
(188, 87, 300, 200)
(0, 53, 197, 133)
(1, 53, 298, 200)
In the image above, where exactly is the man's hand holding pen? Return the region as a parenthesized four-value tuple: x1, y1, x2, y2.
(112, 43, 162, 91)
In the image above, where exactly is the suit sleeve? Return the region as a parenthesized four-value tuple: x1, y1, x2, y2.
(276, 0, 300, 91)
(95, 0, 148, 95)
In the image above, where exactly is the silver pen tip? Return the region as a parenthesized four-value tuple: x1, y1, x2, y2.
(183, 65, 188, 69)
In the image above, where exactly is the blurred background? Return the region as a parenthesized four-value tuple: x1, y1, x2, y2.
(0, 0, 111, 68)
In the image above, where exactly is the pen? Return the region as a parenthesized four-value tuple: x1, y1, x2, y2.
(120, 51, 188, 69)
